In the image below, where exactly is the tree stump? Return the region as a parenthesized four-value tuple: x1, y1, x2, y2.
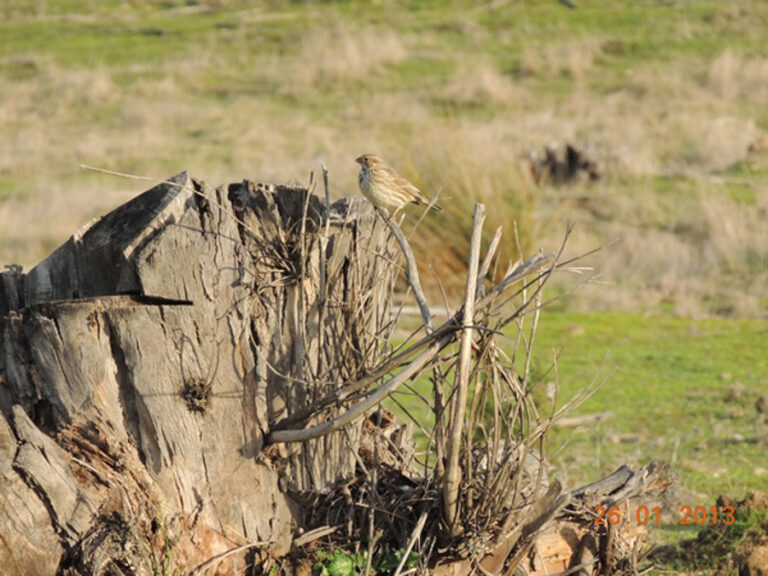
(0, 172, 396, 574)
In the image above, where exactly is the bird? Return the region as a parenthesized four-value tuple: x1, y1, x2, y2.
(355, 154, 443, 223)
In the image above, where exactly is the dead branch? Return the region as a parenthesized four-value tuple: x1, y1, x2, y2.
(267, 340, 445, 444)
(444, 204, 486, 534)
(385, 212, 434, 334)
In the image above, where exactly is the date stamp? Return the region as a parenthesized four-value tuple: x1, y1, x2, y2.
(593, 505, 735, 527)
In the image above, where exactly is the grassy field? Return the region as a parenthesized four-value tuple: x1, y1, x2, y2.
(531, 311, 767, 498)
(1, 0, 767, 314)
(2, 0, 767, 570)
(389, 309, 767, 498)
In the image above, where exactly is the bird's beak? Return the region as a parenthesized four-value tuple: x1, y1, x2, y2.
(354, 156, 363, 165)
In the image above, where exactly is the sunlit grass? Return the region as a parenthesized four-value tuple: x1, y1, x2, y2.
(387, 310, 768, 501)
(531, 311, 768, 498)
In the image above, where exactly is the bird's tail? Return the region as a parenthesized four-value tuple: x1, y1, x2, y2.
(416, 196, 444, 213)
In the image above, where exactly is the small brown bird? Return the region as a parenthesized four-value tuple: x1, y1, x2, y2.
(355, 154, 443, 221)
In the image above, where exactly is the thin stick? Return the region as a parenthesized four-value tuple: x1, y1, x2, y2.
(443, 203, 486, 534)
(292, 525, 338, 548)
(363, 410, 380, 576)
(392, 511, 429, 576)
(80, 164, 253, 231)
(318, 163, 332, 378)
(405, 186, 444, 241)
(267, 339, 445, 444)
(429, 269, 450, 478)
(384, 211, 433, 335)
(297, 179, 312, 379)
(476, 225, 502, 296)
(190, 540, 270, 575)
(521, 283, 542, 390)
(555, 411, 615, 427)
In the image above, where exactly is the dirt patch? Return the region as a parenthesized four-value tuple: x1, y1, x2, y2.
(653, 491, 768, 574)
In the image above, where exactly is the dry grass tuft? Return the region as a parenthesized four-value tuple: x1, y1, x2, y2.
(276, 21, 407, 90)
(548, 175, 768, 316)
(444, 61, 523, 107)
(520, 37, 601, 83)
(708, 50, 768, 102)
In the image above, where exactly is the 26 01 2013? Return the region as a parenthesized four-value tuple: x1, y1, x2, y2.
(593, 505, 736, 526)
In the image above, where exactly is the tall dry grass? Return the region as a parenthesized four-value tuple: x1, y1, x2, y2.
(1, 10, 766, 315)
(519, 37, 601, 84)
(546, 175, 768, 317)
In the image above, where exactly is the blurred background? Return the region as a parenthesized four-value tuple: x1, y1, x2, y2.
(1, 0, 766, 539)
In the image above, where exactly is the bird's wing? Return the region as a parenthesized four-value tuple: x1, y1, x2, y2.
(382, 166, 423, 200)
(381, 165, 442, 211)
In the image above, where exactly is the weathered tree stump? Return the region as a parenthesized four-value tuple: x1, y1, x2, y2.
(0, 172, 396, 574)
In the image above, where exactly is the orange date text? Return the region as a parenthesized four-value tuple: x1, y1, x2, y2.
(593, 505, 735, 527)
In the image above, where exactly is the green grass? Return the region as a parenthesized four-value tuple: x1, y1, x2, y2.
(0, 177, 20, 201)
(531, 311, 768, 498)
(388, 311, 768, 501)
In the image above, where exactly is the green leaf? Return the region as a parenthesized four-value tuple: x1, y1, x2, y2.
(375, 549, 420, 575)
(326, 552, 355, 576)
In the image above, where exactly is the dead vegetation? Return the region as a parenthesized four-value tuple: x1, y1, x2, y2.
(258, 186, 675, 575)
(0, 170, 675, 575)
